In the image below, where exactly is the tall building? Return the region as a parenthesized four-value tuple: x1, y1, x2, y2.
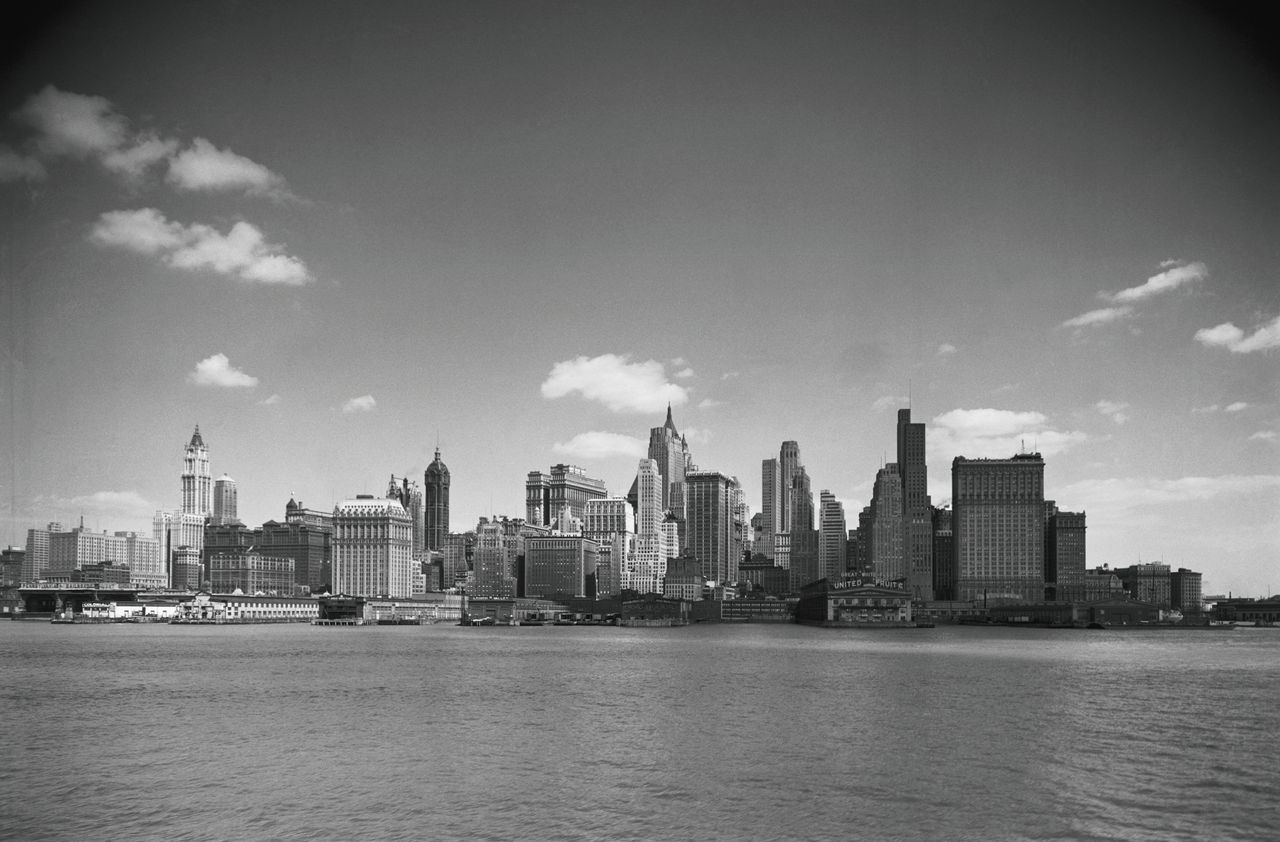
(818, 491, 847, 583)
(440, 532, 471, 591)
(424, 447, 450, 551)
(952, 453, 1046, 604)
(629, 458, 675, 594)
(1045, 508, 1086, 602)
(788, 528, 821, 591)
(648, 404, 691, 514)
(931, 507, 954, 600)
(525, 464, 607, 527)
(260, 516, 332, 593)
(471, 517, 517, 598)
(332, 495, 414, 598)
(760, 458, 781, 561)
(790, 466, 814, 533)
(524, 535, 600, 599)
(1170, 568, 1203, 612)
(897, 409, 934, 601)
(22, 522, 62, 582)
(387, 475, 425, 558)
(868, 464, 905, 583)
(181, 426, 212, 517)
(778, 441, 802, 533)
(685, 471, 744, 584)
(212, 475, 238, 526)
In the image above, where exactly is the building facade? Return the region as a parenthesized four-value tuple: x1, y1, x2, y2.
(685, 471, 744, 584)
(897, 409, 934, 601)
(868, 464, 905, 584)
(332, 495, 414, 598)
(525, 464, 607, 527)
(524, 535, 599, 599)
(211, 475, 238, 526)
(424, 448, 450, 551)
(818, 490, 847, 584)
(1045, 508, 1086, 602)
(952, 453, 1046, 604)
(208, 553, 295, 594)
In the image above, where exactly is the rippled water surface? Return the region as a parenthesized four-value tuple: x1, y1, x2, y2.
(2, 622, 1277, 841)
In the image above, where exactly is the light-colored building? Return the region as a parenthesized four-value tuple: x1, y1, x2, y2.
(952, 453, 1046, 604)
(818, 490, 847, 583)
(208, 553, 295, 594)
(868, 464, 904, 583)
(23, 523, 63, 582)
(212, 474, 238, 525)
(470, 518, 517, 598)
(629, 458, 676, 594)
(181, 426, 212, 518)
(332, 495, 414, 598)
(525, 464, 607, 527)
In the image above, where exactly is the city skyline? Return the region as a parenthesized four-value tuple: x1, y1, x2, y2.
(2, 2, 1277, 596)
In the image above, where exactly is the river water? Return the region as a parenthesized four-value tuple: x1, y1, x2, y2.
(1, 622, 1276, 841)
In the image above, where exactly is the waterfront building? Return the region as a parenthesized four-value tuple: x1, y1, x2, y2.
(1170, 568, 1203, 612)
(818, 491, 847, 583)
(259, 517, 331, 593)
(424, 447, 450, 552)
(789, 528, 820, 591)
(116, 531, 164, 588)
(440, 532, 471, 591)
(685, 471, 744, 584)
(525, 464, 607, 527)
(172, 546, 202, 590)
(794, 576, 914, 626)
(931, 507, 954, 600)
(332, 495, 414, 598)
(1084, 566, 1126, 602)
(208, 553, 295, 594)
(22, 523, 61, 582)
(1117, 563, 1171, 609)
(211, 475, 238, 526)
(952, 453, 1046, 604)
(737, 558, 790, 596)
(1045, 508, 1086, 602)
(868, 464, 905, 584)
(663, 555, 706, 601)
(470, 518, 517, 598)
(897, 409, 934, 601)
(524, 535, 599, 599)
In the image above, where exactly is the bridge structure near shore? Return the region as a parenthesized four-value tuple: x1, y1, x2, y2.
(17, 584, 143, 616)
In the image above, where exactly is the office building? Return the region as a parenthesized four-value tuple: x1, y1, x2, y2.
(931, 507, 953, 600)
(1118, 563, 1171, 609)
(1045, 507, 1086, 602)
(208, 553, 295, 594)
(629, 458, 676, 594)
(211, 475, 238, 526)
(867, 464, 905, 583)
(181, 426, 212, 518)
(1170, 568, 1203, 612)
(685, 471, 744, 584)
(470, 517, 517, 598)
(818, 491, 847, 583)
(524, 535, 599, 599)
(897, 409, 934, 600)
(525, 464, 607, 527)
(332, 495, 414, 598)
(778, 441, 802, 532)
(952, 453, 1046, 604)
(22, 523, 62, 582)
(759, 458, 781, 561)
(387, 474, 425, 558)
(424, 447, 450, 551)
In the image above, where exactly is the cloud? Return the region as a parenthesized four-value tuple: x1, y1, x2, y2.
(1095, 400, 1130, 425)
(258, 394, 282, 406)
(167, 137, 290, 197)
(1195, 314, 1280, 354)
(872, 395, 909, 413)
(541, 354, 688, 413)
(13, 85, 127, 158)
(552, 431, 647, 460)
(102, 133, 179, 179)
(698, 398, 723, 409)
(1104, 261, 1208, 304)
(188, 353, 259, 388)
(342, 395, 377, 413)
(0, 146, 46, 181)
(1061, 306, 1134, 329)
(681, 426, 712, 445)
(90, 208, 311, 285)
(34, 490, 157, 521)
(930, 408, 1089, 460)
(936, 343, 957, 356)
(1224, 402, 1249, 413)
(1249, 431, 1277, 442)
(674, 367, 696, 379)
(1059, 474, 1280, 511)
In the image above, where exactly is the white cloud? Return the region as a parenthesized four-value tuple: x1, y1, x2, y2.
(1095, 400, 1130, 425)
(188, 353, 259, 388)
(90, 208, 311, 285)
(541, 354, 688, 413)
(552, 431, 647, 460)
(167, 137, 290, 197)
(1195, 314, 1280, 354)
(681, 426, 712, 445)
(34, 490, 156, 521)
(102, 133, 178, 179)
(872, 395, 909, 413)
(930, 408, 1089, 460)
(1249, 431, 1277, 442)
(342, 395, 377, 413)
(0, 146, 46, 181)
(14, 85, 128, 158)
(698, 398, 723, 409)
(936, 343, 957, 356)
(258, 394, 282, 406)
(1224, 402, 1249, 413)
(1061, 306, 1134, 329)
(1059, 474, 1280, 511)
(1104, 261, 1208, 304)
(674, 367, 696, 379)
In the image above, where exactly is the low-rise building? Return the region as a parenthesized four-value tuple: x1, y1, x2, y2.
(795, 576, 914, 627)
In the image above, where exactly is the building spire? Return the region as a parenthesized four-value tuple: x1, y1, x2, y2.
(664, 402, 678, 434)
(189, 424, 205, 448)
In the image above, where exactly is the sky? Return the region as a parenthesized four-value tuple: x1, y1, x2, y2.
(2, 1, 1278, 596)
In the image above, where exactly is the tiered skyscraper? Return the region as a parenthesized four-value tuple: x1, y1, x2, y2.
(818, 490, 847, 582)
(648, 404, 692, 516)
(630, 458, 677, 594)
(424, 447, 450, 552)
(212, 475, 238, 526)
(154, 426, 214, 588)
(525, 464, 607, 527)
(332, 494, 413, 598)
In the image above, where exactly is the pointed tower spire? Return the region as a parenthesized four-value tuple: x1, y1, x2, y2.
(664, 402, 678, 434)
(189, 424, 205, 448)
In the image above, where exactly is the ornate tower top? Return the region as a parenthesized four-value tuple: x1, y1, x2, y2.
(427, 447, 450, 478)
(664, 403, 678, 435)
(189, 425, 205, 449)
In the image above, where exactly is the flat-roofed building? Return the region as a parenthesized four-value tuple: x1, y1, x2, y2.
(333, 495, 413, 598)
(525, 535, 599, 599)
(952, 453, 1045, 604)
(208, 553, 295, 594)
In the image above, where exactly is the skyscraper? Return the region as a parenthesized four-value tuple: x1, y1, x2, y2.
(525, 464, 607, 527)
(181, 426, 212, 517)
(387, 474, 425, 558)
(778, 441, 802, 532)
(212, 475, 238, 526)
(868, 464, 905, 583)
(648, 404, 691, 515)
(424, 447, 450, 552)
(818, 490, 847, 583)
(1045, 507, 1086, 602)
(630, 458, 674, 594)
(332, 494, 414, 598)
(896, 408, 934, 600)
(952, 453, 1046, 604)
(759, 457, 781, 561)
(685, 471, 744, 584)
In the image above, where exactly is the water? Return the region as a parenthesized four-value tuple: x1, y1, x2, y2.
(2, 622, 1277, 841)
